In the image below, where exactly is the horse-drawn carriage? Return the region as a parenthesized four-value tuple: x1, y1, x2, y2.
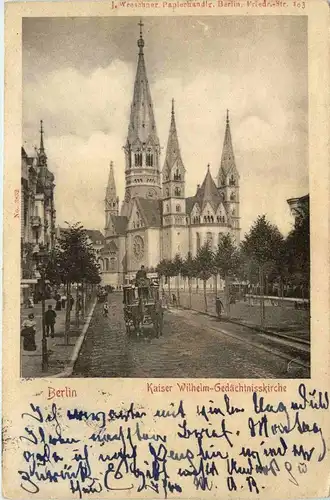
(123, 274, 163, 338)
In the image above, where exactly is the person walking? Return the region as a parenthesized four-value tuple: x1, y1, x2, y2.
(61, 294, 67, 309)
(215, 296, 224, 319)
(103, 302, 109, 318)
(70, 295, 74, 311)
(55, 292, 62, 311)
(45, 304, 57, 338)
(21, 313, 37, 351)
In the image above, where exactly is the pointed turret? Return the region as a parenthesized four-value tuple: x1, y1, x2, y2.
(126, 20, 159, 147)
(163, 99, 185, 178)
(217, 111, 240, 243)
(105, 162, 119, 226)
(218, 110, 238, 184)
(38, 120, 47, 167)
(197, 164, 222, 211)
(122, 19, 161, 212)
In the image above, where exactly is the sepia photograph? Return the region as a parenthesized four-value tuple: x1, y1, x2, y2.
(20, 15, 310, 379)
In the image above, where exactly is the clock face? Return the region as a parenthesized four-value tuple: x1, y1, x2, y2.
(133, 235, 144, 260)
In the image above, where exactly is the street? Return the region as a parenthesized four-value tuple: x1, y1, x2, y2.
(72, 293, 309, 378)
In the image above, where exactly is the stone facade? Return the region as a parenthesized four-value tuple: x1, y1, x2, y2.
(21, 122, 56, 302)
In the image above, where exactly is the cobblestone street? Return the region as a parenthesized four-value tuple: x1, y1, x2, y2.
(72, 293, 309, 378)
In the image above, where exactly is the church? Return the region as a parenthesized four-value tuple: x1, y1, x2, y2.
(99, 21, 241, 287)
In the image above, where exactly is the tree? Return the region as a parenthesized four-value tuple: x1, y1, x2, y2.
(172, 254, 184, 305)
(214, 234, 241, 316)
(181, 252, 197, 309)
(241, 215, 284, 325)
(46, 222, 101, 344)
(156, 259, 174, 297)
(284, 202, 310, 296)
(195, 243, 214, 313)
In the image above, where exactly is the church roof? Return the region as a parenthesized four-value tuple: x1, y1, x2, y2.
(163, 99, 185, 175)
(126, 21, 159, 147)
(85, 229, 105, 244)
(136, 198, 162, 227)
(219, 110, 238, 178)
(105, 161, 117, 201)
(111, 215, 128, 235)
(195, 165, 222, 211)
(185, 197, 196, 215)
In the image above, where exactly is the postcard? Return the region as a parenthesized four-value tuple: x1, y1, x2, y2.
(2, 0, 330, 498)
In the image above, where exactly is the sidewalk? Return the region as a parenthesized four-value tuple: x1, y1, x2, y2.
(20, 298, 95, 377)
(168, 291, 310, 343)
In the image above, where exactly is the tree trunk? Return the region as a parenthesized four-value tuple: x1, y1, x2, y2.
(81, 281, 85, 319)
(65, 282, 71, 345)
(167, 277, 171, 304)
(225, 273, 230, 317)
(214, 273, 218, 299)
(75, 284, 80, 328)
(203, 280, 207, 312)
(176, 274, 180, 306)
(259, 266, 265, 327)
(188, 277, 192, 309)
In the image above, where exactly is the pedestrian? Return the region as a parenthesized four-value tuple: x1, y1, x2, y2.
(70, 295, 74, 311)
(61, 294, 67, 309)
(45, 304, 57, 338)
(55, 292, 62, 311)
(103, 302, 109, 317)
(172, 293, 177, 307)
(215, 296, 224, 319)
(21, 313, 37, 351)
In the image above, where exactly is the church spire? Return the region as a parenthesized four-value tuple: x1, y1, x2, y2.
(105, 161, 119, 218)
(126, 19, 159, 147)
(219, 110, 236, 177)
(163, 99, 185, 176)
(40, 120, 45, 154)
(122, 19, 161, 212)
(38, 119, 47, 166)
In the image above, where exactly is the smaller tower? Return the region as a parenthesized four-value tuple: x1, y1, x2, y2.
(105, 161, 119, 229)
(162, 100, 187, 258)
(38, 120, 47, 167)
(217, 110, 240, 242)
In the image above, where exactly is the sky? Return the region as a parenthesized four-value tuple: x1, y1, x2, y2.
(22, 16, 308, 237)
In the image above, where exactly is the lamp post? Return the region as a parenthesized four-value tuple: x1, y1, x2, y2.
(33, 244, 49, 372)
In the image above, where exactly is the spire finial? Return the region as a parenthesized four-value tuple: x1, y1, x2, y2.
(137, 19, 145, 54)
(226, 109, 229, 124)
(171, 98, 175, 116)
(40, 119, 44, 153)
(207, 163, 210, 171)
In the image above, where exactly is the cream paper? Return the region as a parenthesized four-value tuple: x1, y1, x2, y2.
(3, 1, 330, 499)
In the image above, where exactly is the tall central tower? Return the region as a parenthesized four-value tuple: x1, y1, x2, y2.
(121, 20, 161, 215)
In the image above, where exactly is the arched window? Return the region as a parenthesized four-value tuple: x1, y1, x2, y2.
(232, 209, 235, 216)
(230, 192, 235, 201)
(229, 175, 236, 186)
(105, 258, 109, 271)
(166, 188, 169, 197)
(204, 216, 207, 223)
(174, 187, 181, 197)
(210, 216, 214, 223)
(176, 204, 181, 213)
(110, 257, 116, 271)
(146, 152, 153, 166)
(135, 152, 142, 167)
(174, 169, 181, 181)
(166, 204, 169, 212)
